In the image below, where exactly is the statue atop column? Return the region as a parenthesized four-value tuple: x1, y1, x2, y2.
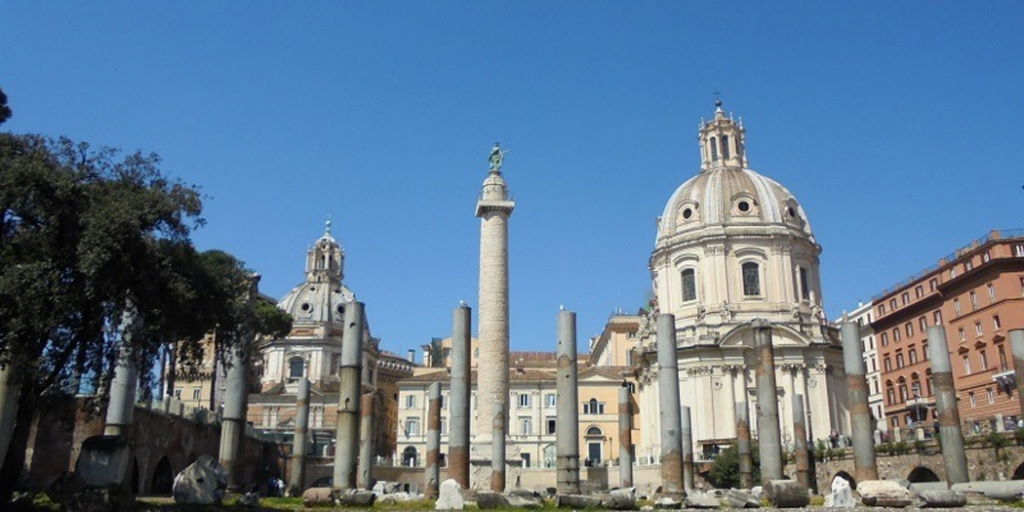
(488, 142, 506, 173)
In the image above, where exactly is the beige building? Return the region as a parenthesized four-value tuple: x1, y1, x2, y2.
(395, 315, 642, 477)
(633, 102, 848, 464)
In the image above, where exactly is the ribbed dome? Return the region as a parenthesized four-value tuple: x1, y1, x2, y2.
(658, 166, 813, 241)
(277, 282, 355, 325)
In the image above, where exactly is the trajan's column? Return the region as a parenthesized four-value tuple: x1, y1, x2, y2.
(475, 143, 515, 491)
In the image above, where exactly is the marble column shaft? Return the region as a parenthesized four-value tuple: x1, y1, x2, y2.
(656, 314, 685, 496)
(618, 384, 633, 488)
(425, 382, 441, 498)
(927, 325, 969, 485)
(556, 309, 581, 494)
(449, 304, 472, 489)
(290, 378, 310, 493)
(753, 319, 783, 483)
(357, 392, 375, 490)
(333, 301, 364, 490)
(841, 322, 878, 482)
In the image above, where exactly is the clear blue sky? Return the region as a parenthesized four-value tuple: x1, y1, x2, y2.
(3, 2, 1022, 358)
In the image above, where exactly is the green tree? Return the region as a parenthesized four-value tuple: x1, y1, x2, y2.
(707, 443, 761, 489)
(0, 87, 10, 125)
(0, 134, 291, 501)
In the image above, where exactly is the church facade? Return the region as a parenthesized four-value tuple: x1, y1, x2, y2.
(633, 103, 849, 465)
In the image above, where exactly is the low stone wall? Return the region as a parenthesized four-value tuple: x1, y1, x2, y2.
(19, 396, 280, 495)
(793, 437, 1024, 492)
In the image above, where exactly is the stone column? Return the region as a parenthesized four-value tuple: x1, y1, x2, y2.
(736, 401, 754, 489)
(681, 406, 695, 492)
(333, 301, 365, 490)
(618, 384, 633, 488)
(724, 367, 737, 437)
(927, 325, 969, 485)
(792, 394, 810, 488)
(753, 319, 783, 483)
(656, 314, 685, 497)
(0, 362, 21, 472)
(475, 158, 514, 493)
(840, 322, 878, 482)
(1011, 330, 1024, 416)
(105, 307, 139, 437)
(426, 382, 442, 498)
(556, 308, 580, 494)
(357, 392, 375, 489)
(219, 336, 250, 490)
(449, 303, 471, 489)
(290, 377, 310, 494)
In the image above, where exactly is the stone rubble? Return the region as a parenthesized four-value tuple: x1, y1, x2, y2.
(171, 455, 227, 505)
(435, 479, 465, 510)
(684, 490, 722, 508)
(857, 480, 914, 508)
(823, 476, 857, 508)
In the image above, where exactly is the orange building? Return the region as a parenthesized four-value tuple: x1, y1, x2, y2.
(872, 230, 1024, 437)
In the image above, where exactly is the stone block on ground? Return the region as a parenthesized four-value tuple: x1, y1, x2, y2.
(721, 489, 758, 508)
(372, 480, 402, 496)
(764, 480, 809, 508)
(336, 489, 376, 506)
(653, 495, 682, 509)
(749, 486, 763, 501)
(238, 491, 260, 507)
(302, 487, 335, 507)
(74, 436, 132, 489)
(684, 490, 721, 508)
(556, 493, 603, 508)
(172, 455, 227, 505)
(951, 481, 1024, 502)
(856, 480, 913, 508)
(506, 489, 543, 508)
(917, 489, 967, 508)
(823, 476, 856, 508)
(475, 491, 510, 509)
(602, 487, 637, 510)
(435, 479, 464, 510)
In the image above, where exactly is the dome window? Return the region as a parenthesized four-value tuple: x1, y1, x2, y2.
(301, 303, 311, 312)
(787, 206, 796, 218)
(681, 268, 697, 302)
(289, 357, 305, 379)
(710, 137, 718, 161)
(682, 208, 693, 220)
(742, 262, 761, 297)
(737, 200, 750, 213)
(721, 135, 730, 160)
(337, 304, 345, 315)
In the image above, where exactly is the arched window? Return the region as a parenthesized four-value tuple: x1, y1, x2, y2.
(742, 262, 761, 296)
(289, 357, 305, 379)
(586, 426, 603, 437)
(681, 268, 697, 301)
(402, 447, 419, 467)
(710, 137, 718, 161)
(721, 135, 730, 160)
(886, 381, 895, 405)
(798, 266, 810, 300)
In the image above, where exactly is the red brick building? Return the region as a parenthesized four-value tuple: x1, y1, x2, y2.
(872, 230, 1024, 436)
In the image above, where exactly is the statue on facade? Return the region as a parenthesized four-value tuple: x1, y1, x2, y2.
(488, 142, 506, 173)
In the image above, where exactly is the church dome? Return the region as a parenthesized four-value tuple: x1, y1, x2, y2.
(656, 102, 813, 244)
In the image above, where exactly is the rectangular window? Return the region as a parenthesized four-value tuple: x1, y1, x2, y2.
(518, 394, 531, 408)
(893, 328, 901, 342)
(906, 322, 914, 337)
(988, 283, 996, 302)
(958, 327, 966, 341)
(881, 333, 889, 346)
(983, 251, 991, 263)
(884, 358, 892, 372)
(174, 388, 182, 399)
(988, 388, 996, 404)
(519, 417, 532, 435)
(994, 315, 1002, 329)
(406, 395, 416, 409)
(980, 350, 988, 370)
(742, 262, 761, 296)
(799, 267, 810, 300)
(681, 268, 697, 301)
(1015, 244, 1024, 257)
(902, 292, 910, 305)
(909, 348, 918, 364)
(975, 322, 983, 336)
(950, 268, 957, 279)
(919, 317, 928, 332)
(406, 418, 420, 436)
(192, 388, 201, 400)
(521, 453, 531, 468)
(915, 285, 923, 298)
(896, 353, 904, 369)
(969, 392, 976, 408)
(880, 304, 886, 315)
(970, 291, 978, 309)
(963, 355, 971, 375)
(954, 298, 961, 315)
(965, 260, 974, 272)
(890, 298, 897, 310)
(1000, 345, 1009, 371)
(934, 310, 943, 324)
(930, 278, 938, 291)
(544, 393, 556, 408)
(546, 417, 556, 434)
(441, 418, 448, 435)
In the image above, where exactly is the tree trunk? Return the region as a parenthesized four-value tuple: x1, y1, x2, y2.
(0, 381, 37, 505)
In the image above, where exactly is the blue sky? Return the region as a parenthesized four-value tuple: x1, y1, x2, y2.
(3, 2, 1022, 358)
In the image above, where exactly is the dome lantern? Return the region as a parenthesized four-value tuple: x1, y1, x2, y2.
(699, 100, 747, 172)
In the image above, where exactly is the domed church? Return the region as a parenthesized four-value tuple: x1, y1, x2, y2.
(633, 102, 849, 465)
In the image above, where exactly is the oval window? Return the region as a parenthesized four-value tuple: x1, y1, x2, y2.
(682, 208, 693, 219)
(738, 201, 750, 212)
(301, 303, 311, 312)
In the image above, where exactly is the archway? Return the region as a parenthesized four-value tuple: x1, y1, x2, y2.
(832, 471, 856, 490)
(1012, 462, 1024, 480)
(402, 446, 419, 467)
(150, 456, 173, 495)
(311, 476, 332, 488)
(907, 466, 940, 483)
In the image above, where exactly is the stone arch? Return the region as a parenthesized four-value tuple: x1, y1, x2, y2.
(311, 476, 332, 488)
(1012, 462, 1024, 480)
(907, 466, 941, 483)
(832, 470, 856, 490)
(150, 456, 174, 495)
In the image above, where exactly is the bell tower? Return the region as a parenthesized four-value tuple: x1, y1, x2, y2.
(305, 220, 344, 284)
(699, 100, 748, 172)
